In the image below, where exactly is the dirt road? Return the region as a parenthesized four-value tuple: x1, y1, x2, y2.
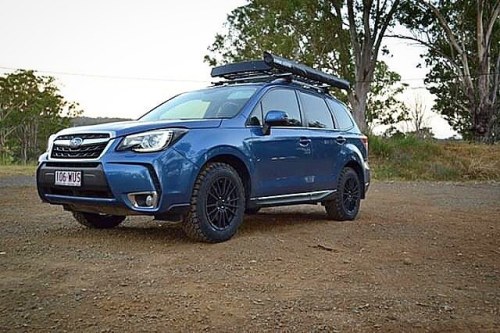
(0, 179, 499, 332)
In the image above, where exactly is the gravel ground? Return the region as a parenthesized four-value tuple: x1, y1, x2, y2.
(0, 179, 499, 332)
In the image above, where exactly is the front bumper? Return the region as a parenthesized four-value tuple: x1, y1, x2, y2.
(37, 148, 196, 217)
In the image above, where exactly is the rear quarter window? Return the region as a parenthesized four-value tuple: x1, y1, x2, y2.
(298, 91, 334, 129)
(327, 99, 355, 130)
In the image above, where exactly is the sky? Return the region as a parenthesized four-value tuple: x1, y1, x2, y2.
(0, 0, 456, 138)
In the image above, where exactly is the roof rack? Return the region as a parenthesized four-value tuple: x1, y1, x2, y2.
(211, 51, 350, 90)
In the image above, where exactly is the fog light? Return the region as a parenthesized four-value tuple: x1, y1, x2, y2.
(127, 191, 158, 209)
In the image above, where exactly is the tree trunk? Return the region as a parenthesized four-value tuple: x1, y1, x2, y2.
(349, 83, 370, 132)
(346, 0, 400, 132)
(473, 103, 496, 143)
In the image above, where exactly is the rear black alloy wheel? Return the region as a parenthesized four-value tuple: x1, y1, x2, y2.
(72, 212, 126, 229)
(325, 167, 361, 221)
(183, 162, 245, 242)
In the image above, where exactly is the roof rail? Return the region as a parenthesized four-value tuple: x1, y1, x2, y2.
(211, 52, 350, 90)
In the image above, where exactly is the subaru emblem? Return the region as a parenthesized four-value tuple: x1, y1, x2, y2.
(69, 137, 83, 148)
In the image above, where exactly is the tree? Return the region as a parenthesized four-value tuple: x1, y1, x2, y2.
(405, 95, 433, 138)
(398, 0, 500, 142)
(366, 61, 409, 131)
(0, 70, 80, 164)
(205, 0, 403, 132)
(345, 0, 401, 130)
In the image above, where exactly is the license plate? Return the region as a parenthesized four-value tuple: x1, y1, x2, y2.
(54, 170, 82, 187)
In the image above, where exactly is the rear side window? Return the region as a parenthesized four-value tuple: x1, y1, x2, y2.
(327, 99, 354, 130)
(261, 89, 302, 126)
(298, 92, 334, 129)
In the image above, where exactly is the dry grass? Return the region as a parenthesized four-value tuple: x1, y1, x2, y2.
(370, 136, 500, 181)
(443, 143, 500, 180)
(0, 164, 37, 178)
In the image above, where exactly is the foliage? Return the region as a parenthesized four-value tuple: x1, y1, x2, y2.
(366, 61, 409, 130)
(398, 0, 500, 142)
(205, 0, 348, 76)
(205, 0, 405, 131)
(369, 135, 500, 180)
(0, 70, 81, 164)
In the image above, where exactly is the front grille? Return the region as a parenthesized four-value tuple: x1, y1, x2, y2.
(50, 133, 110, 159)
(51, 142, 108, 159)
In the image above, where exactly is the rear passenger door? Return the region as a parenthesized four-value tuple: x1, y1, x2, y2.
(298, 91, 342, 191)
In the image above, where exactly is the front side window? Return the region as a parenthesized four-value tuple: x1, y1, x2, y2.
(326, 99, 354, 130)
(140, 86, 258, 121)
(298, 92, 334, 129)
(261, 89, 302, 126)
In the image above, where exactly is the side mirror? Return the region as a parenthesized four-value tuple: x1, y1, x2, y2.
(263, 110, 288, 135)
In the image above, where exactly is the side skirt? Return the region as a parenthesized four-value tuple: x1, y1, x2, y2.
(249, 190, 336, 207)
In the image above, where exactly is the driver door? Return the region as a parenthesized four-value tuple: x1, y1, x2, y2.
(246, 88, 313, 197)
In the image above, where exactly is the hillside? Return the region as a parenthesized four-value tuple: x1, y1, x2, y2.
(71, 116, 132, 127)
(370, 135, 500, 181)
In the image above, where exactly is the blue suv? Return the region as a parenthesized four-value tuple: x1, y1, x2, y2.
(37, 53, 370, 242)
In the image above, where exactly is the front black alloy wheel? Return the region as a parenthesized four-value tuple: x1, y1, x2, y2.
(182, 162, 245, 242)
(325, 167, 361, 221)
(205, 174, 241, 230)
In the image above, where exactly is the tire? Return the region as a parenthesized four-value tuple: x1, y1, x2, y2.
(244, 207, 261, 215)
(182, 162, 245, 243)
(325, 167, 361, 221)
(72, 212, 125, 229)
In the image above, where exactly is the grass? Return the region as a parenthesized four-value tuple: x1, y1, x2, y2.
(0, 164, 37, 178)
(369, 135, 500, 181)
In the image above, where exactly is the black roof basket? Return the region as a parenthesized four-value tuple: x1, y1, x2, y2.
(211, 51, 350, 90)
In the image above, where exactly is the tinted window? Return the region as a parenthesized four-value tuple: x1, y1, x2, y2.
(327, 99, 354, 130)
(140, 86, 258, 121)
(299, 92, 334, 129)
(261, 89, 302, 126)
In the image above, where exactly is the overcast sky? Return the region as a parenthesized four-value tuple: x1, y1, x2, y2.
(0, 0, 456, 138)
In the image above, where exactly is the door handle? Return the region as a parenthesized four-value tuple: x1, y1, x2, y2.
(335, 136, 346, 144)
(299, 137, 311, 146)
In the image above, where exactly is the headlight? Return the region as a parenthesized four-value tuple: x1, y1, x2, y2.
(117, 129, 187, 153)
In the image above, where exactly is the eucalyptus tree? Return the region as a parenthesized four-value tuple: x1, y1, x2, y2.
(205, 0, 403, 132)
(398, 0, 500, 141)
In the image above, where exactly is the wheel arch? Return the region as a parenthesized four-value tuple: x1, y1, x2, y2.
(203, 153, 252, 206)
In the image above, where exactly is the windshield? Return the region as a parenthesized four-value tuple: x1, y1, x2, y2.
(140, 86, 258, 121)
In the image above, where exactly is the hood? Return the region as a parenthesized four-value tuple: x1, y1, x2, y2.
(56, 119, 222, 138)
